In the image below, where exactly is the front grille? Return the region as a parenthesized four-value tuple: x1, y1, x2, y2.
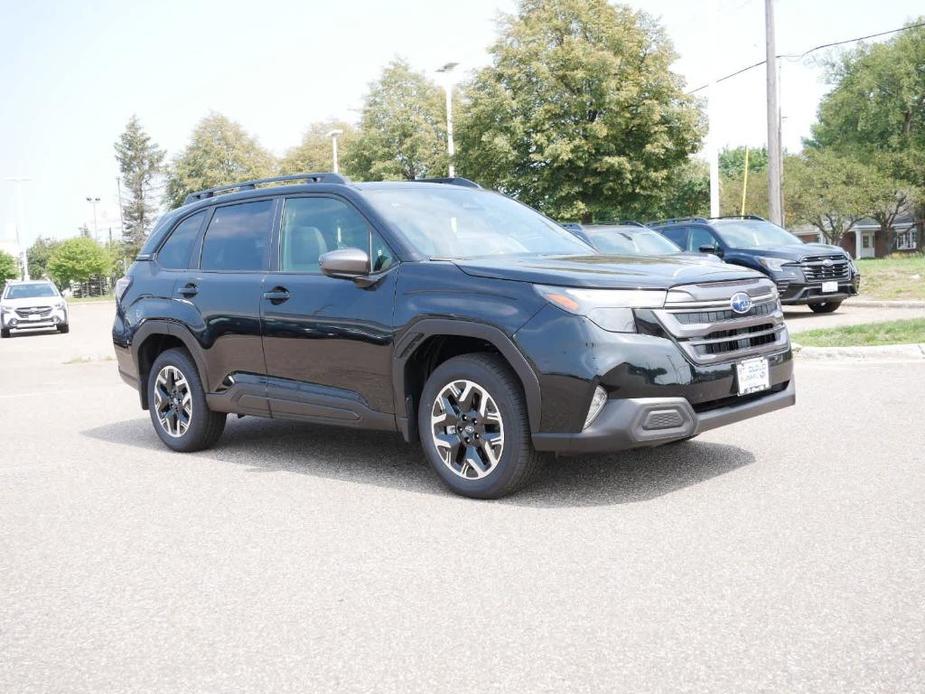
(801, 255, 850, 282)
(653, 278, 789, 364)
(15, 306, 53, 319)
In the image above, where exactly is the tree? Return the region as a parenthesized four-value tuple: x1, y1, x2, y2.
(114, 115, 165, 257)
(165, 113, 276, 208)
(26, 237, 61, 279)
(808, 20, 925, 250)
(47, 237, 113, 288)
(787, 151, 876, 245)
(280, 120, 359, 176)
(0, 250, 19, 281)
(719, 146, 768, 179)
(643, 158, 709, 220)
(456, 0, 704, 221)
(343, 60, 448, 181)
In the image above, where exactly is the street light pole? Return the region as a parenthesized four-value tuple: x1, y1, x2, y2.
(5, 177, 31, 280)
(326, 129, 344, 173)
(86, 196, 101, 241)
(436, 62, 459, 177)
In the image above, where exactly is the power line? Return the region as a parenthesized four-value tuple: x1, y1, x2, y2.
(688, 20, 925, 94)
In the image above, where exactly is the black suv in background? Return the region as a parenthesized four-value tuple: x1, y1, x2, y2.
(113, 174, 795, 498)
(650, 216, 861, 313)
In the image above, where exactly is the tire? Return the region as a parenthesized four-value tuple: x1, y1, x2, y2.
(809, 301, 842, 314)
(0, 328, 9, 339)
(57, 323, 70, 333)
(147, 348, 226, 452)
(418, 353, 541, 499)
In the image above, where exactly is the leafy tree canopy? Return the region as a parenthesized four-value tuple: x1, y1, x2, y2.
(456, 0, 704, 221)
(47, 237, 113, 287)
(164, 112, 276, 208)
(719, 146, 769, 179)
(0, 250, 19, 281)
(26, 237, 61, 280)
(280, 120, 359, 177)
(343, 59, 448, 181)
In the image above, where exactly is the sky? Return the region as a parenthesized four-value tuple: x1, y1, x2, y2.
(0, 0, 922, 250)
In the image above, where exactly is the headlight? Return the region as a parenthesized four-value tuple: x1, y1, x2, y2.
(757, 257, 797, 273)
(534, 285, 666, 333)
(53, 301, 64, 309)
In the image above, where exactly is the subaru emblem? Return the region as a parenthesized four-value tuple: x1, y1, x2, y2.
(823, 258, 833, 267)
(730, 292, 752, 314)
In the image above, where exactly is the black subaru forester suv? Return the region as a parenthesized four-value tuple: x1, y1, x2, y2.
(113, 174, 795, 498)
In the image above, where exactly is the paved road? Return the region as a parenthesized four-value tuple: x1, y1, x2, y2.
(783, 302, 925, 334)
(1, 303, 923, 692)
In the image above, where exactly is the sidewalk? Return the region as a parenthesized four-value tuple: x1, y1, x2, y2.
(793, 342, 925, 361)
(849, 297, 925, 309)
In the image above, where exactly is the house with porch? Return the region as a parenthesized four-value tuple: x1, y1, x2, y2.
(791, 215, 918, 258)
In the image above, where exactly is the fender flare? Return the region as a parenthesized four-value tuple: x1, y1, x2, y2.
(132, 319, 212, 408)
(391, 319, 542, 435)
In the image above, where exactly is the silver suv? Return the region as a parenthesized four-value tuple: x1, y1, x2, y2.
(1, 280, 69, 338)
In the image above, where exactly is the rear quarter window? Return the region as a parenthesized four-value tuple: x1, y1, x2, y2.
(157, 211, 206, 269)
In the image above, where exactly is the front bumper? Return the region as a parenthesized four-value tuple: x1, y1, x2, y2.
(775, 274, 860, 305)
(1, 309, 67, 330)
(533, 378, 795, 453)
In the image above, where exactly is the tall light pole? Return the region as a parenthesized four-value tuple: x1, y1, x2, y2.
(5, 177, 31, 280)
(86, 196, 101, 241)
(436, 62, 459, 177)
(325, 129, 344, 173)
(765, 0, 783, 225)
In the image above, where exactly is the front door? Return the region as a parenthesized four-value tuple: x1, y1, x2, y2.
(260, 195, 398, 425)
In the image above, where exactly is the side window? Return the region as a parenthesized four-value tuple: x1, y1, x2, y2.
(280, 197, 391, 273)
(689, 226, 718, 252)
(200, 200, 274, 272)
(660, 226, 688, 248)
(157, 211, 206, 269)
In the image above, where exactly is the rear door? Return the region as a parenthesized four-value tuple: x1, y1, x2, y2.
(182, 198, 277, 411)
(659, 225, 689, 249)
(260, 194, 399, 424)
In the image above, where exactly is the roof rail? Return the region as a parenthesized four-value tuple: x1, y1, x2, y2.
(710, 214, 767, 221)
(646, 216, 709, 226)
(183, 172, 349, 205)
(407, 177, 481, 189)
(591, 220, 648, 228)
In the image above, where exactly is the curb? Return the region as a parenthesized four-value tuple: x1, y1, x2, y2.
(848, 298, 925, 309)
(794, 342, 925, 361)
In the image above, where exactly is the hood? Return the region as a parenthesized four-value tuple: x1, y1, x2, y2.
(453, 254, 763, 289)
(1, 296, 64, 309)
(730, 242, 849, 261)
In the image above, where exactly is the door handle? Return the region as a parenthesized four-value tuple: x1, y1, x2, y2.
(263, 287, 290, 304)
(178, 283, 198, 297)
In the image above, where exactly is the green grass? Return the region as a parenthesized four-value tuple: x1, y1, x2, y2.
(68, 293, 115, 303)
(796, 318, 925, 348)
(855, 255, 925, 301)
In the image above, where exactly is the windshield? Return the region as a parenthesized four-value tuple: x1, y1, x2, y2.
(587, 228, 681, 255)
(712, 219, 802, 249)
(4, 283, 59, 300)
(363, 187, 593, 259)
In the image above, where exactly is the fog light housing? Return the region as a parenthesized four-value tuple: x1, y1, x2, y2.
(583, 386, 608, 430)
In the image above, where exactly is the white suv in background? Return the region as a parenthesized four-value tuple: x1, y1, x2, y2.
(1, 280, 69, 338)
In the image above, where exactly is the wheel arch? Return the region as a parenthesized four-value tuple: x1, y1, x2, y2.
(133, 320, 211, 410)
(392, 319, 541, 442)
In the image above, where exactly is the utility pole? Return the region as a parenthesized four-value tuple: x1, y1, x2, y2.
(5, 177, 31, 280)
(436, 62, 459, 177)
(326, 129, 343, 173)
(115, 177, 126, 238)
(765, 0, 782, 225)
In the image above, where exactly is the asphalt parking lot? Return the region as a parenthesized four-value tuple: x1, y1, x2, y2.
(1, 302, 923, 692)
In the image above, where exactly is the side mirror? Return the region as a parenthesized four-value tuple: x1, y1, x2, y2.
(699, 244, 722, 257)
(320, 248, 370, 279)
